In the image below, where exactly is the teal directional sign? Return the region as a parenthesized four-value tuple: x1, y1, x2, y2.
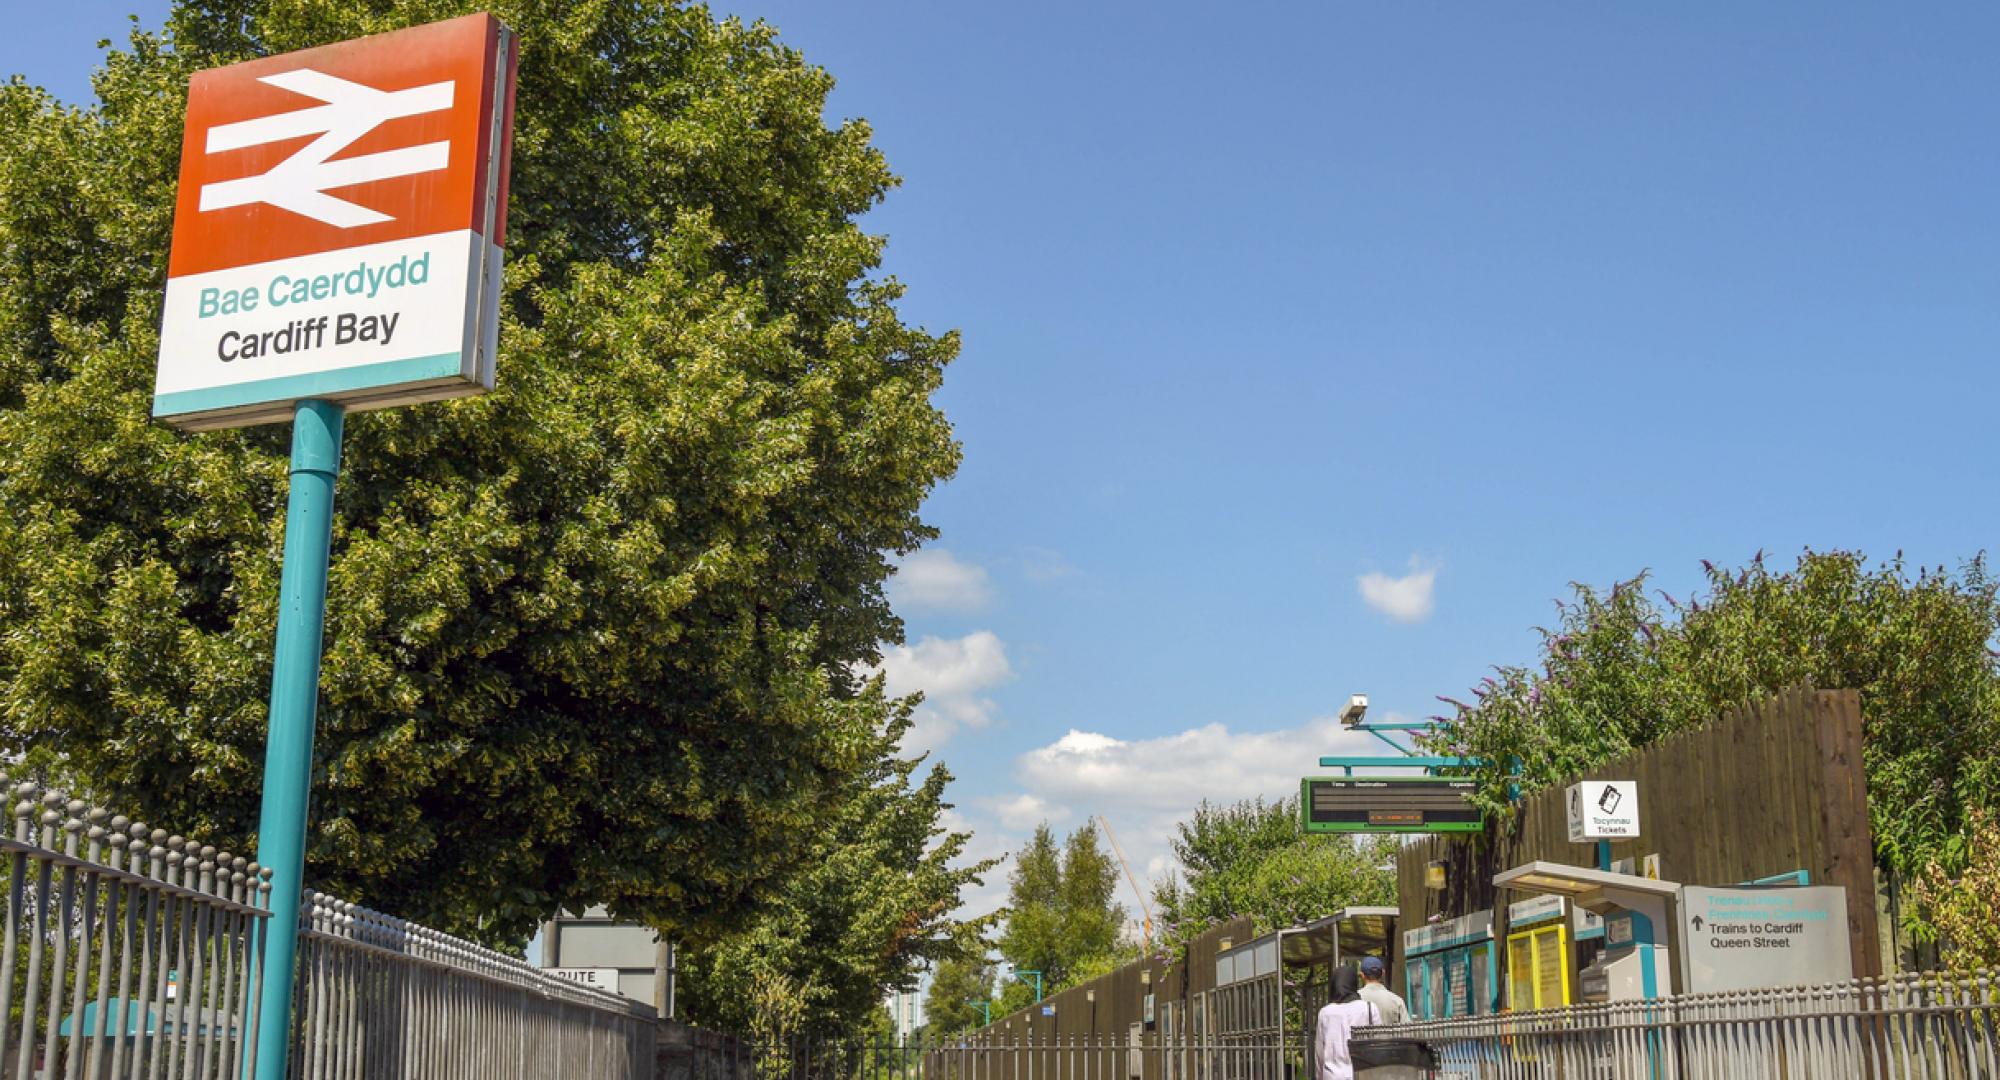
(1678, 885, 1853, 992)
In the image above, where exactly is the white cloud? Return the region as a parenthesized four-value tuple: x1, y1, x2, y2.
(876, 631, 1014, 752)
(934, 714, 1437, 939)
(1020, 720, 1349, 816)
(989, 792, 1070, 830)
(998, 716, 1428, 907)
(890, 549, 992, 613)
(1358, 557, 1438, 623)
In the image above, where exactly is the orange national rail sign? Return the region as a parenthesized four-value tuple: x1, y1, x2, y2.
(155, 14, 518, 430)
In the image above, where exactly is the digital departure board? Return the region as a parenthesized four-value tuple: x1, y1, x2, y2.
(1300, 776, 1484, 834)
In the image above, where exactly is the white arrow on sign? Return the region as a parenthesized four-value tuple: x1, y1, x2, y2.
(199, 69, 455, 228)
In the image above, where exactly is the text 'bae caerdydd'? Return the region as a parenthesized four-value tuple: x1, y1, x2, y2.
(198, 252, 430, 318)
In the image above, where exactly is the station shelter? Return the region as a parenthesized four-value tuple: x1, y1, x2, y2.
(1495, 860, 1684, 1004)
(1203, 907, 1398, 1080)
(1401, 910, 1499, 1020)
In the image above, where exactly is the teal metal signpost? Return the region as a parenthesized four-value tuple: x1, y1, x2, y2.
(252, 399, 345, 1080)
(153, 17, 518, 1078)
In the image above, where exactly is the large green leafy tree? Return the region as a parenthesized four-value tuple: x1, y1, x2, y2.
(1056, 823, 1124, 965)
(921, 955, 996, 1035)
(995, 825, 1061, 993)
(1153, 797, 1396, 952)
(995, 821, 1125, 1012)
(0, 0, 959, 945)
(1425, 550, 2000, 933)
(675, 706, 998, 1043)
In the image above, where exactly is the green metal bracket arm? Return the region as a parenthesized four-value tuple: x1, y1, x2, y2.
(1365, 729, 1414, 755)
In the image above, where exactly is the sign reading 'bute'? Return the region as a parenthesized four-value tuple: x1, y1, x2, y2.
(154, 15, 518, 430)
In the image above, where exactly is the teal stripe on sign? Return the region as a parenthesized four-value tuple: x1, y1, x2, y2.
(153, 353, 466, 418)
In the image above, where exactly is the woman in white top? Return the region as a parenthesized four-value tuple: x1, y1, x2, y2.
(1314, 964, 1381, 1080)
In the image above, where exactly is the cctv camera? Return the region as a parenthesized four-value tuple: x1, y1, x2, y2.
(1339, 694, 1369, 728)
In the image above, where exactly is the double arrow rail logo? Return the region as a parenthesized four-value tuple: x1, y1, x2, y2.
(198, 68, 455, 228)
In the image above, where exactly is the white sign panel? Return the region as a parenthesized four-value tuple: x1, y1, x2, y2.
(1403, 909, 1494, 955)
(1678, 885, 1853, 993)
(546, 967, 619, 992)
(1507, 894, 1565, 927)
(1566, 780, 1640, 841)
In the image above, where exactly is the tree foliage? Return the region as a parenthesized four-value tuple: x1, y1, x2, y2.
(0, 0, 959, 945)
(922, 955, 996, 1035)
(678, 707, 997, 1041)
(1911, 807, 2000, 970)
(1057, 824, 1125, 965)
(1153, 797, 1396, 952)
(995, 822, 1124, 1011)
(1423, 550, 2000, 926)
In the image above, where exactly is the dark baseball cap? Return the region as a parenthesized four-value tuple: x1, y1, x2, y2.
(1359, 956, 1386, 977)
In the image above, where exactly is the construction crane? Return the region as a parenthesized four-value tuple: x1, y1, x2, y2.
(1095, 814, 1156, 951)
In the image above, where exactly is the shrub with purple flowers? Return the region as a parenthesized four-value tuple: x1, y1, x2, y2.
(1422, 549, 2000, 942)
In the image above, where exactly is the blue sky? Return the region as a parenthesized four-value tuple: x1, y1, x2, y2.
(13, 2, 2000, 915)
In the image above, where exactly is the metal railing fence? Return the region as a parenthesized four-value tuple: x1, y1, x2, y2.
(287, 891, 656, 1080)
(1356, 967, 2000, 1078)
(662, 1036, 1295, 1080)
(0, 778, 271, 1080)
(739, 973, 2000, 1080)
(918, 1037, 1290, 1080)
(0, 772, 655, 1080)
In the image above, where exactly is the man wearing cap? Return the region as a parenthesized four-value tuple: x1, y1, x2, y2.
(1358, 957, 1408, 1025)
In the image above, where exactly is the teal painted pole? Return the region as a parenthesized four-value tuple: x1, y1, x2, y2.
(252, 399, 345, 1080)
